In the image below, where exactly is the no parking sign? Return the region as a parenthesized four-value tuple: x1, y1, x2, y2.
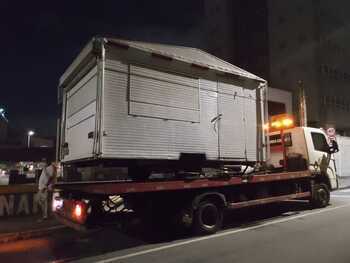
(326, 127, 336, 140)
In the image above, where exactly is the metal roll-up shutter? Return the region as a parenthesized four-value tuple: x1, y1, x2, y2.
(129, 65, 200, 123)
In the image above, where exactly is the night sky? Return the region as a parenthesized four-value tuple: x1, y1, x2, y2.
(0, 1, 203, 137)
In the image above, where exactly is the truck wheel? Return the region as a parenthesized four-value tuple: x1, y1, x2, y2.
(310, 183, 330, 208)
(193, 200, 223, 235)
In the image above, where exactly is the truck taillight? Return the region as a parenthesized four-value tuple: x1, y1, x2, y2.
(74, 204, 82, 217)
(71, 201, 88, 223)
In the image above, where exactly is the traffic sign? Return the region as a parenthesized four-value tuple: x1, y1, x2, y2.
(326, 127, 336, 140)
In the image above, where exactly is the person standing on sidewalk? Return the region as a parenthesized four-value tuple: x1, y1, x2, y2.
(37, 160, 57, 222)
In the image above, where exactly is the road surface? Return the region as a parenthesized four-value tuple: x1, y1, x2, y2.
(1, 189, 350, 263)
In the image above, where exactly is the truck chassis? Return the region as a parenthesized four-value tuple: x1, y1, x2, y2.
(54, 170, 330, 235)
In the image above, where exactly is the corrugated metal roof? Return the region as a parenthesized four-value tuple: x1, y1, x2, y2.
(107, 38, 266, 82)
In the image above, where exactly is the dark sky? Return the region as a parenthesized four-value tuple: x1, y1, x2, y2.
(0, 1, 203, 137)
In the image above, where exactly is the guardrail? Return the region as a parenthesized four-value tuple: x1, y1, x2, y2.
(0, 184, 42, 217)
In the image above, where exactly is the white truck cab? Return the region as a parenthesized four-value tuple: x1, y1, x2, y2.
(269, 127, 338, 190)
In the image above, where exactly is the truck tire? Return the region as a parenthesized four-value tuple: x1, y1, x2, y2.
(310, 183, 330, 208)
(193, 200, 223, 235)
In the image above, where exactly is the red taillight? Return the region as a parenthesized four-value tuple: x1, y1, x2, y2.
(74, 204, 82, 218)
(70, 201, 87, 224)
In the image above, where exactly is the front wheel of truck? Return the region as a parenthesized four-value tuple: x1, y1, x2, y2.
(310, 183, 330, 208)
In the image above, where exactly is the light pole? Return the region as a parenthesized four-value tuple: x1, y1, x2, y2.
(27, 130, 35, 148)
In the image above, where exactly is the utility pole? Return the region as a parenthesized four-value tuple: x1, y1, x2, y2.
(298, 81, 307, 127)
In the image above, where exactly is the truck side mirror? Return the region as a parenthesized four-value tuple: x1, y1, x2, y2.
(328, 140, 339, 154)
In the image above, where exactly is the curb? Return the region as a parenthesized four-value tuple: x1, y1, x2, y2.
(0, 225, 66, 244)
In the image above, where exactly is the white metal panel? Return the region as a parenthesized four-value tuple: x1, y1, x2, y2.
(108, 38, 265, 82)
(168, 89, 219, 159)
(218, 83, 246, 159)
(131, 65, 198, 88)
(102, 69, 171, 159)
(67, 75, 97, 118)
(102, 64, 219, 160)
(66, 102, 96, 129)
(130, 71, 198, 109)
(200, 79, 218, 92)
(65, 116, 95, 160)
(243, 89, 257, 161)
(130, 102, 200, 123)
(105, 59, 128, 73)
(60, 40, 94, 86)
(129, 65, 200, 123)
(63, 67, 98, 161)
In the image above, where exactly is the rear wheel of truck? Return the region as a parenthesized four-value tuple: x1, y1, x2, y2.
(310, 183, 330, 208)
(193, 200, 223, 235)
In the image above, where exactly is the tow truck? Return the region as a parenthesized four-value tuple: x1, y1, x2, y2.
(53, 114, 339, 235)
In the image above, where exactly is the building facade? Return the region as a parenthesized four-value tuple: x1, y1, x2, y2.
(267, 0, 350, 133)
(202, 0, 350, 132)
(57, 0, 350, 133)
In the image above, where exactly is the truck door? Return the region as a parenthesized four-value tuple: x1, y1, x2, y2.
(217, 82, 246, 160)
(62, 67, 98, 161)
(305, 130, 338, 189)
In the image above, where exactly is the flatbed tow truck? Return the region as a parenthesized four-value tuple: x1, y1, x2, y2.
(54, 121, 338, 235)
(53, 38, 339, 235)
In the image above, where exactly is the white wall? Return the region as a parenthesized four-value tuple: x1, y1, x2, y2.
(268, 87, 293, 114)
(335, 135, 350, 178)
(335, 135, 350, 188)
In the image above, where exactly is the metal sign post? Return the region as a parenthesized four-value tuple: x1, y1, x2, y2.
(281, 129, 287, 171)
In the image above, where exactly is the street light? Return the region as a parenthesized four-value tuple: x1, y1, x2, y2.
(27, 130, 35, 148)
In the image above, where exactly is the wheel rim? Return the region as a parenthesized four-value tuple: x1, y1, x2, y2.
(318, 188, 328, 205)
(201, 205, 218, 229)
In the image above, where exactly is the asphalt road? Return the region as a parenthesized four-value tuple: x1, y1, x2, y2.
(1, 190, 350, 263)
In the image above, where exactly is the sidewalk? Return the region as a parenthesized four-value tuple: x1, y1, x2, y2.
(338, 177, 350, 189)
(0, 216, 65, 243)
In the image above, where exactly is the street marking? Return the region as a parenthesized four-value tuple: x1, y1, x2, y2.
(95, 203, 350, 263)
(336, 189, 350, 193)
(331, 195, 350, 198)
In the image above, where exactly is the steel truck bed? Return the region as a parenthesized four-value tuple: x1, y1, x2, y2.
(55, 170, 311, 195)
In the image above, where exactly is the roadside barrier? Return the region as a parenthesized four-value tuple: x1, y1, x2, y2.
(0, 184, 42, 217)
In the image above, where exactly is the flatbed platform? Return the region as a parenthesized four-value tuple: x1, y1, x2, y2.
(55, 170, 312, 195)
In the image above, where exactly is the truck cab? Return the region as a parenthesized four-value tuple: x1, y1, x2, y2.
(268, 126, 338, 190)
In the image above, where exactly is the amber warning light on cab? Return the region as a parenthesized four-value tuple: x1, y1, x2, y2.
(264, 114, 295, 132)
